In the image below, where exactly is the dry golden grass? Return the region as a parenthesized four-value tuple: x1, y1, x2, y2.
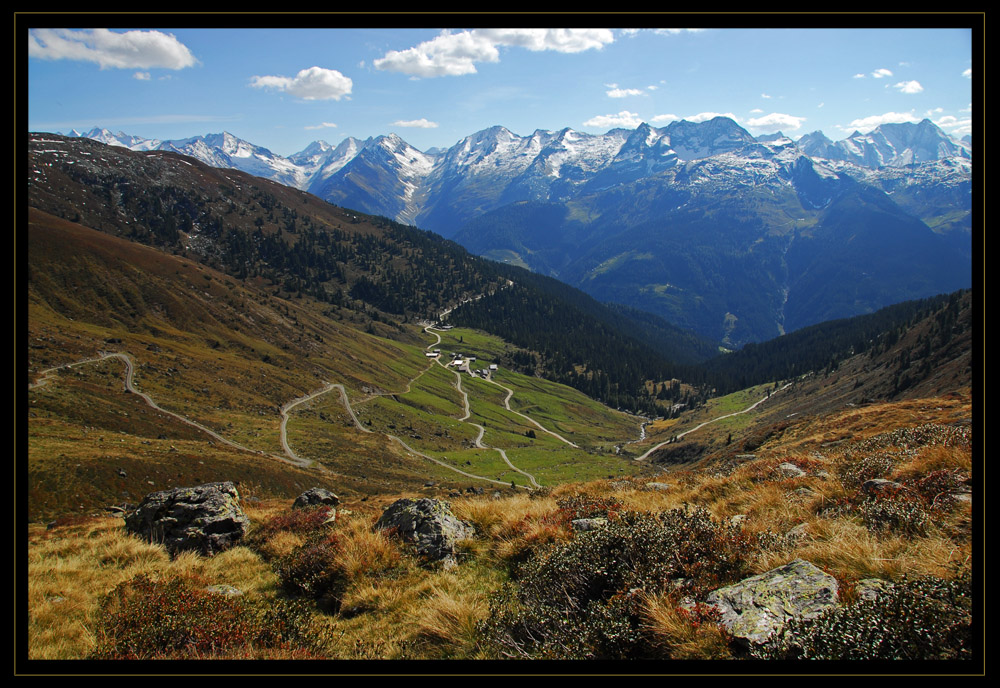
(639, 592, 732, 660)
(408, 581, 490, 658)
(26, 516, 277, 660)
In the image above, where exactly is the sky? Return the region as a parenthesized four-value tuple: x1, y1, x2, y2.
(24, 20, 976, 158)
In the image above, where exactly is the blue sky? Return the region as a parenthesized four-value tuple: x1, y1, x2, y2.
(26, 22, 975, 157)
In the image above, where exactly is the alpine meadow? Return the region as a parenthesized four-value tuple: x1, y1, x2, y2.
(22, 20, 979, 674)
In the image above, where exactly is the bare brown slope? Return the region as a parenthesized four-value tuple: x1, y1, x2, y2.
(26, 209, 477, 521)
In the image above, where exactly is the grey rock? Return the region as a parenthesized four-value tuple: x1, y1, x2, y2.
(777, 462, 806, 478)
(205, 584, 243, 597)
(571, 517, 609, 532)
(124, 481, 249, 556)
(292, 487, 340, 509)
(861, 478, 904, 496)
(645, 482, 672, 491)
(373, 498, 474, 567)
(705, 559, 839, 648)
(730, 514, 747, 527)
(855, 578, 894, 602)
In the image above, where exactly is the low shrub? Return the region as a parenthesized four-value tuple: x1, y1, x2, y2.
(245, 505, 334, 554)
(856, 491, 931, 537)
(749, 570, 972, 660)
(274, 533, 349, 613)
(90, 574, 326, 659)
(480, 507, 780, 659)
(837, 453, 897, 491)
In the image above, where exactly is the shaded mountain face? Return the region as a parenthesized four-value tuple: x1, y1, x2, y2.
(68, 118, 972, 347)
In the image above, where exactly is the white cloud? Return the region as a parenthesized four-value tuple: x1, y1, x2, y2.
(607, 87, 644, 98)
(646, 85, 657, 91)
(685, 111, 739, 123)
(934, 115, 972, 137)
(374, 29, 614, 78)
(893, 80, 923, 94)
(853, 73, 866, 79)
(392, 118, 439, 128)
(650, 113, 679, 124)
(749, 108, 764, 114)
(962, 68, 972, 78)
(28, 28, 197, 70)
(760, 93, 772, 99)
(652, 29, 706, 35)
(583, 110, 644, 128)
(304, 122, 338, 130)
(871, 68, 893, 78)
(841, 111, 919, 133)
(250, 66, 353, 100)
(745, 112, 806, 133)
(132, 71, 151, 81)
(818, 102, 824, 108)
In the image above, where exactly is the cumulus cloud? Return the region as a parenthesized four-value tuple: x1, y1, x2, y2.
(28, 28, 197, 70)
(749, 108, 764, 114)
(760, 93, 772, 99)
(304, 122, 338, 130)
(652, 29, 706, 35)
(934, 115, 972, 138)
(583, 110, 644, 128)
(132, 71, 151, 81)
(374, 29, 614, 78)
(607, 86, 644, 98)
(842, 111, 919, 133)
(250, 66, 352, 100)
(745, 112, 806, 133)
(685, 111, 739, 123)
(893, 80, 923, 94)
(392, 118, 439, 128)
(853, 73, 866, 79)
(871, 68, 893, 78)
(650, 113, 679, 124)
(962, 68, 972, 78)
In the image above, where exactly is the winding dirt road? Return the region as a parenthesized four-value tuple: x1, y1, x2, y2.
(634, 383, 792, 461)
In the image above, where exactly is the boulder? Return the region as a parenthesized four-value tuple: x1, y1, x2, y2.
(705, 559, 839, 648)
(124, 482, 249, 556)
(645, 482, 672, 491)
(373, 498, 474, 567)
(293, 487, 340, 509)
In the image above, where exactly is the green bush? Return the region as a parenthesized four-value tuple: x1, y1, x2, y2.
(481, 507, 778, 659)
(749, 571, 973, 660)
(90, 574, 326, 659)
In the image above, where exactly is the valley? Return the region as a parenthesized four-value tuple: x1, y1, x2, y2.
(23, 129, 975, 667)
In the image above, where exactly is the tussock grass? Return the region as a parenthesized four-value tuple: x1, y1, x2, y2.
(640, 592, 732, 660)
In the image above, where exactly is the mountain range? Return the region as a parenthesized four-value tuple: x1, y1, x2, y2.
(68, 117, 973, 347)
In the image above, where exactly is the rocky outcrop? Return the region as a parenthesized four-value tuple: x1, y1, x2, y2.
(293, 487, 340, 509)
(705, 559, 839, 648)
(373, 498, 474, 567)
(124, 482, 250, 556)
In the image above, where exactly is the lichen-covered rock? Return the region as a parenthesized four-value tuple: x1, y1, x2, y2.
(124, 482, 249, 556)
(373, 498, 474, 567)
(705, 559, 839, 648)
(293, 487, 340, 509)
